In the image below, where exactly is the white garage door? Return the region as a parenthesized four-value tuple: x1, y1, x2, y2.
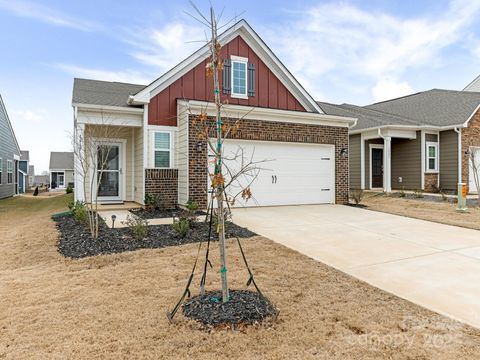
(208, 139, 335, 207)
(469, 147, 480, 194)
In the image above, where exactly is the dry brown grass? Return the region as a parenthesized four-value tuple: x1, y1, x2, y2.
(362, 194, 480, 231)
(1, 194, 480, 359)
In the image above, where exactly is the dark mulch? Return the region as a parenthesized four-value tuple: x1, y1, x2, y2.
(183, 290, 277, 326)
(346, 203, 368, 209)
(53, 214, 256, 259)
(129, 207, 205, 220)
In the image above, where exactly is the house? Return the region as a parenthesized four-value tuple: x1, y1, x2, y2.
(464, 75, 480, 92)
(320, 89, 480, 194)
(18, 150, 30, 193)
(72, 20, 356, 208)
(28, 165, 34, 188)
(49, 152, 74, 189)
(33, 174, 49, 187)
(0, 94, 21, 199)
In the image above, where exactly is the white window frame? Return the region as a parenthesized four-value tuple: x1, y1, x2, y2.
(231, 55, 248, 99)
(153, 131, 173, 169)
(426, 141, 439, 173)
(0, 158, 2, 185)
(7, 160, 13, 184)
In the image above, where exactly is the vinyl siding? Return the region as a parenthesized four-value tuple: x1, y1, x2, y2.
(177, 109, 189, 205)
(0, 97, 20, 199)
(349, 134, 361, 189)
(65, 170, 74, 186)
(425, 133, 438, 142)
(391, 132, 422, 190)
(439, 130, 458, 190)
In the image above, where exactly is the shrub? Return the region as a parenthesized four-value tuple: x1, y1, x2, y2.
(144, 193, 160, 211)
(350, 189, 364, 206)
(124, 215, 149, 240)
(414, 189, 424, 198)
(172, 218, 190, 238)
(65, 185, 73, 194)
(68, 201, 88, 225)
(399, 188, 406, 198)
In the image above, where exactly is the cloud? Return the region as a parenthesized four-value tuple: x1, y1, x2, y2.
(11, 109, 47, 124)
(265, 0, 480, 102)
(55, 64, 151, 84)
(372, 78, 414, 102)
(0, 0, 100, 32)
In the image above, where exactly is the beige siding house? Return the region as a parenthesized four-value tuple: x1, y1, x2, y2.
(319, 89, 480, 194)
(49, 152, 74, 190)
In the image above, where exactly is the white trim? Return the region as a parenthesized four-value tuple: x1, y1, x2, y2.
(468, 146, 480, 194)
(421, 131, 426, 190)
(462, 103, 480, 127)
(151, 131, 174, 168)
(425, 141, 439, 173)
(360, 134, 365, 190)
(73, 103, 144, 114)
(7, 160, 13, 184)
(50, 168, 74, 172)
(179, 99, 356, 127)
(230, 55, 248, 99)
(74, 122, 85, 202)
(13, 154, 20, 161)
(369, 144, 384, 190)
(350, 123, 467, 136)
(362, 128, 417, 140)
(131, 128, 135, 201)
(129, 20, 324, 114)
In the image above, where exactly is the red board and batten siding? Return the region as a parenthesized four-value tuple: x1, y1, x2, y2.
(148, 35, 306, 126)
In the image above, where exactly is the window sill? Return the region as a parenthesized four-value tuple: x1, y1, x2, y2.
(424, 171, 439, 174)
(231, 93, 248, 100)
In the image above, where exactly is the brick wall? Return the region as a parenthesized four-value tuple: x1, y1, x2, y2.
(144, 169, 178, 209)
(188, 115, 349, 208)
(461, 108, 480, 187)
(424, 173, 439, 193)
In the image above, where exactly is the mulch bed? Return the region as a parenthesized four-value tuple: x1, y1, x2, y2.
(183, 290, 277, 326)
(53, 214, 256, 259)
(129, 207, 205, 220)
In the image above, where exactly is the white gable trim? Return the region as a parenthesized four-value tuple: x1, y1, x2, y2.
(129, 20, 323, 114)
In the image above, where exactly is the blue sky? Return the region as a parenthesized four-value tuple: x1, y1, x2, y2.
(1, 0, 480, 172)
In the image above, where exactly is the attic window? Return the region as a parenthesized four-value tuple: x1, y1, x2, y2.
(231, 56, 248, 99)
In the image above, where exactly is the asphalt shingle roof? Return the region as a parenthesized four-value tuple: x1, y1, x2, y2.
(366, 89, 480, 127)
(72, 78, 146, 108)
(49, 152, 74, 170)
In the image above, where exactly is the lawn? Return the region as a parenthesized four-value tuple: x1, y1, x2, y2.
(362, 193, 480, 231)
(1, 194, 480, 359)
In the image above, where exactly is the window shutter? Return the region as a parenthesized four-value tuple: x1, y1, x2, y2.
(248, 63, 256, 97)
(222, 59, 231, 94)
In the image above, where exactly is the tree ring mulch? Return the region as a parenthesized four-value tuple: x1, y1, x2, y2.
(183, 290, 277, 327)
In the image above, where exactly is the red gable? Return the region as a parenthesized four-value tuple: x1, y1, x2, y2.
(148, 35, 306, 126)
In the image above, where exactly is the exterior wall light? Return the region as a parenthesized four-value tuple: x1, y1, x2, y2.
(340, 148, 348, 157)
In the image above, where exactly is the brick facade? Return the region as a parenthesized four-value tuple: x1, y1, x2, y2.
(461, 108, 480, 189)
(188, 115, 349, 209)
(144, 169, 178, 209)
(424, 173, 439, 193)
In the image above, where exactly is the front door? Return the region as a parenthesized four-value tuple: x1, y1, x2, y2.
(96, 143, 123, 203)
(371, 148, 383, 188)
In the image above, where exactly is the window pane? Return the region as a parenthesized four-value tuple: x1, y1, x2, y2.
(155, 150, 170, 168)
(232, 61, 247, 95)
(428, 146, 436, 158)
(429, 158, 436, 170)
(97, 146, 119, 170)
(97, 171, 119, 197)
(155, 132, 170, 150)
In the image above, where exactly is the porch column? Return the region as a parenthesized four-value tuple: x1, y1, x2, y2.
(384, 136, 392, 192)
(74, 123, 85, 202)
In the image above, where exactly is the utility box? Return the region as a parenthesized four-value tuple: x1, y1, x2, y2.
(457, 183, 468, 212)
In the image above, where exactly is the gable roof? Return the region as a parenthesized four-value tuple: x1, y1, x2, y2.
(49, 152, 74, 170)
(72, 78, 146, 108)
(20, 150, 29, 161)
(366, 89, 480, 128)
(130, 19, 323, 113)
(0, 94, 21, 155)
(464, 75, 480, 92)
(317, 102, 421, 131)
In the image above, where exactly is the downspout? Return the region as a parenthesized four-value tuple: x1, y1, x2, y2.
(454, 127, 462, 184)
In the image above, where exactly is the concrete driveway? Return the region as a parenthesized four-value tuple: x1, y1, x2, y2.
(232, 205, 480, 329)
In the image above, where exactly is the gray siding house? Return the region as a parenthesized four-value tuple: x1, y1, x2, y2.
(49, 152, 74, 189)
(0, 95, 21, 199)
(320, 89, 480, 194)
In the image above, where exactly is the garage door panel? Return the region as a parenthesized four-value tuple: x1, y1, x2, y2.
(209, 139, 335, 207)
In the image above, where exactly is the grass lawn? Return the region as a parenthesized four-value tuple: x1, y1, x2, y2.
(1, 194, 480, 359)
(362, 193, 480, 231)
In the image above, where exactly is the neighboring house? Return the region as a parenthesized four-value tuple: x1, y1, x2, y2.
(320, 89, 480, 194)
(72, 20, 355, 207)
(0, 94, 21, 199)
(49, 152, 74, 189)
(28, 165, 34, 188)
(464, 75, 480, 92)
(33, 174, 49, 187)
(18, 150, 30, 193)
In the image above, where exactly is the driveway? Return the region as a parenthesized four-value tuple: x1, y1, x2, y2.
(232, 205, 480, 329)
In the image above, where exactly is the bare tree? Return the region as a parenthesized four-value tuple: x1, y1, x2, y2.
(72, 113, 125, 239)
(469, 148, 480, 206)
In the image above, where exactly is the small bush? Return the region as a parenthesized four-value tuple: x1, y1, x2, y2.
(399, 188, 406, 198)
(65, 185, 73, 194)
(350, 189, 364, 206)
(124, 215, 149, 240)
(68, 201, 88, 225)
(186, 199, 199, 212)
(144, 193, 160, 211)
(414, 189, 424, 198)
(172, 218, 190, 238)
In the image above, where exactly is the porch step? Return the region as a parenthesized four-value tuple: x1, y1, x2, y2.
(93, 202, 143, 211)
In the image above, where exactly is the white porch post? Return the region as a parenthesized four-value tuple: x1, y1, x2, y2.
(384, 136, 392, 192)
(74, 123, 85, 202)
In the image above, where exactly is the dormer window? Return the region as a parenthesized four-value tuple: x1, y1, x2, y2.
(231, 56, 248, 99)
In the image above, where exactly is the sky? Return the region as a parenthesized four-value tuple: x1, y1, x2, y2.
(1, 0, 480, 173)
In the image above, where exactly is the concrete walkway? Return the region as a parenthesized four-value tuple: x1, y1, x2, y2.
(232, 205, 480, 329)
